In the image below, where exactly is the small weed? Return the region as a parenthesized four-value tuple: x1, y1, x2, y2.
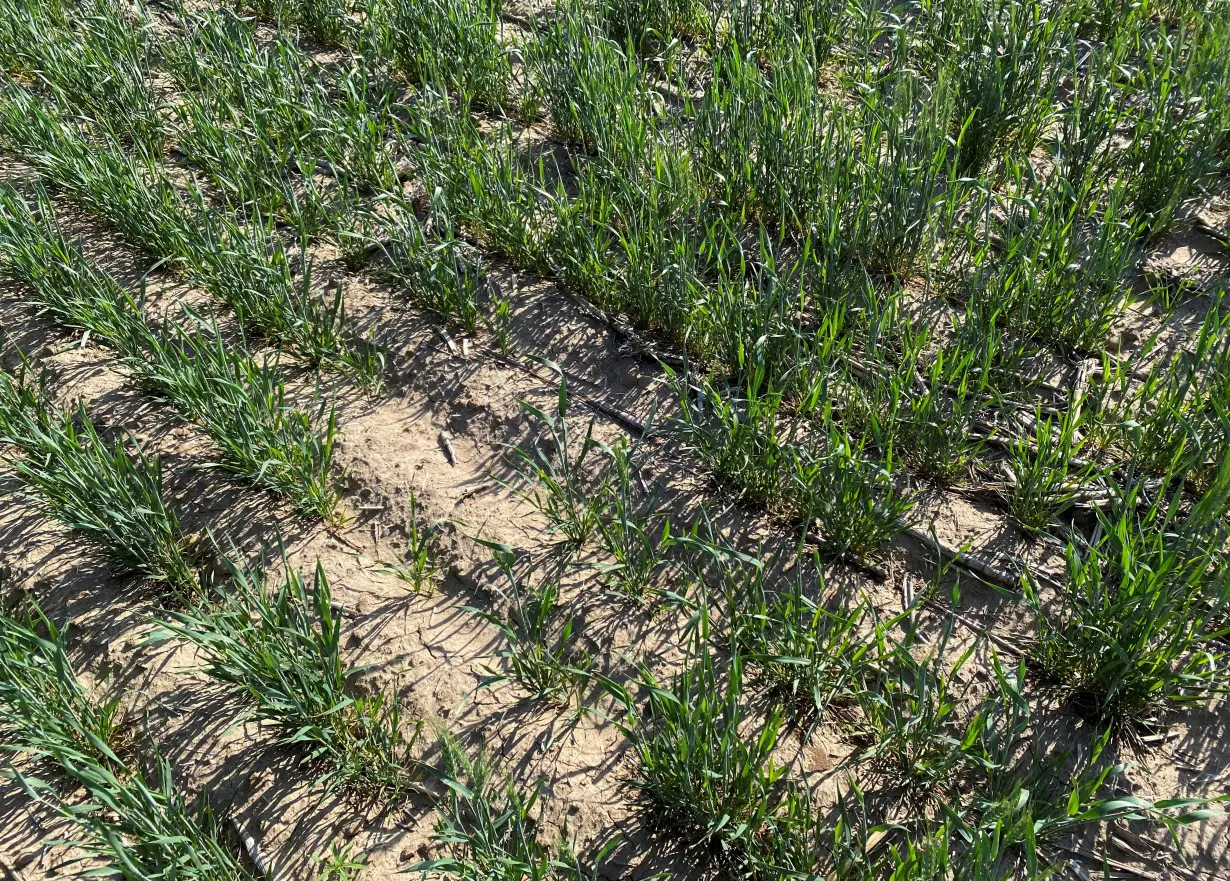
(315, 843, 366, 881)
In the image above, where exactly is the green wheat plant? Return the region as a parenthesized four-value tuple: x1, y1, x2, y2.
(0, 0, 163, 148)
(845, 335, 991, 485)
(855, 624, 978, 797)
(165, 8, 397, 227)
(673, 367, 787, 506)
(609, 609, 786, 868)
(1002, 402, 1103, 534)
(0, 184, 342, 522)
(184, 209, 385, 389)
(724, 552, 878, 725)
(727, 0, 845, 68)
(0, 368, 197, 592)
(1121, 17, 1230, 239)
(419, 733, 607, 880)
(315, 844, 366, 881)
(500, 368, 608, 547)
(592, 438, 673, 601)
(1049, 35, 1128, 199)
(0, 84, 190, 256)
(922, 0, 1073, 175)
(787, 417, 914, 560)
(140, 324, 344, 523)
(0, 84, 381, 387)
(408, 98, 555, 274)
(1023, 475, 1230, 727)
(846, 60, 955, 279)
(372, 0, 511, 110)
(0, 602, 256, 881)
(596, 0, 710, 55)
(155, 557, 421, 800)
(960, 163, 1139, 354)
(958, 655, 1225, 854)
(471, 543, 592, 707)
(0, 602, 124, 774)
(700, 234, 816, 392)
(0, 181, 159, 346)
(244, 0, 359, 46)
(526, 2, 651, 164)
(692, 41, 855, 235)
(378, 490, 441, 593)
(367, 190, 488, 333)
(1123, 297, 1230, 487)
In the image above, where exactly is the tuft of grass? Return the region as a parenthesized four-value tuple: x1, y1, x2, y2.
(0, 367, 198, 592)
(372, 0, 511, 110)
(156, 558, 420, 800)
(1003, 402, 1102, 534)
(0, 0, 163, 148)
(501, 367, 607, 547)
(787, 417, 914, 561)
(724, 552, 877, 725)
(0, 84, 382, 388)
(673, 367, 786, 506)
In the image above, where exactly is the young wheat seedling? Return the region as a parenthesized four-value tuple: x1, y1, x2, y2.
(155, 557, 421, 800)
(0, 367, 197, 592)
